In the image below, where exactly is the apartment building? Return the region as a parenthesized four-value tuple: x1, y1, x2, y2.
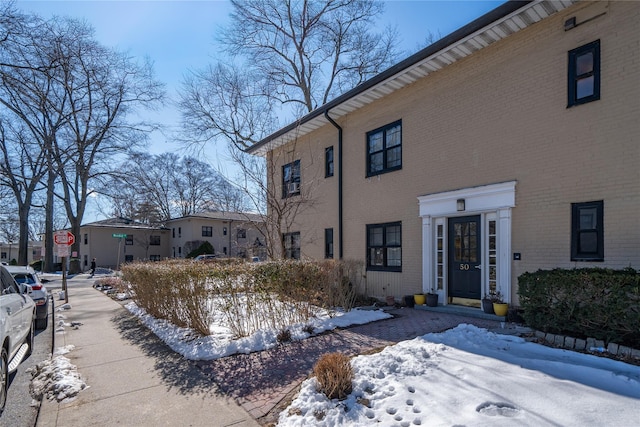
(247, 1, 640, 307)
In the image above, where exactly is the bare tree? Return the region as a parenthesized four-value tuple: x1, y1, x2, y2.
(228, 141, 319, 259)
(179, 63, 277, 149)
(0, 10, 67, 267)
(178, 0, 399, 258)
(179, 0, 399, 150)
(0, 121, 50, 264)
(111, 153, 248, 223)
(46, 18, 164, 273)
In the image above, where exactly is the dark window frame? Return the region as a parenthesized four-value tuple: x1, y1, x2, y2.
(366, 120, 402, 177)
(202, 226, 213, 237)
(150, 235, 161, 246)
(325, 146, 334, 178)
(237, 228, 246, 239)
(568, 40, 600, 107)
(366, 221, 402, 272)
(282, 160, 301, 198)
(571, 200, 604, 261)
(125, 235, 133, 246)
(325, 228, 334, 259)
(283, 231, 301, 260)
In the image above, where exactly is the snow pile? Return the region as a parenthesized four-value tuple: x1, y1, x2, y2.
(277, 324, 640, 426)
(28, 346, 88, 403)
(126, 301, 392, 361)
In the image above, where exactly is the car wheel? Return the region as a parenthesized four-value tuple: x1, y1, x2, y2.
(0, 347, 8, 415)
(36, 315, 48, 330)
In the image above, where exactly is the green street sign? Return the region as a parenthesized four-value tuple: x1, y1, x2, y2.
(112, 233, 127, 238)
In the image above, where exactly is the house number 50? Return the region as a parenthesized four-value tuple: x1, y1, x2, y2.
(459, 264, 470, 270)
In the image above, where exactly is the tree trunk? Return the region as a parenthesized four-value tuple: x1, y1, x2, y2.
(44, 169, 56, 273)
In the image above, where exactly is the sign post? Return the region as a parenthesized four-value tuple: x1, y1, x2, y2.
(54, 230, 75, 304)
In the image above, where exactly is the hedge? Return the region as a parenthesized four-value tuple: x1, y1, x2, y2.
(518, 268, 640, 348)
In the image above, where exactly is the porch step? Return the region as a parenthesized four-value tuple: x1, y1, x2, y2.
(414, 304, 507, 322)
(8, 342, 29, 373)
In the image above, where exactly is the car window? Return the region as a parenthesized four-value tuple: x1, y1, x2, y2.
(13, 273, 36, 285)
(1, 268, 19, 294)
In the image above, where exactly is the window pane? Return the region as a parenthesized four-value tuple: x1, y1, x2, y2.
(387, 146, 401, 168)
(579, 230, 598, 253)
(283, 165, 291, 182)
(386, 225, 401, 246)
(370, 226, 383, 246)
(576, 76, 594, 99)
(368, 132, 383, 153)
(371, 248, 384, 266)
(576, 52, 593, 75)
(579, 207, 597, 229)
(370, 152, 383, 173)
(387, 247, 401, 266)
(292, 161, 300, 180)
(469, 246, 477, 263)
(386, 125, 401, 147)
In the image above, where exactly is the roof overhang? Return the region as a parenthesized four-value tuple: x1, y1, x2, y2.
(247, 0, 579, 156)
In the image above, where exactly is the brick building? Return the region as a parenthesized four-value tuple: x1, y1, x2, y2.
(247, 1, 640, 307)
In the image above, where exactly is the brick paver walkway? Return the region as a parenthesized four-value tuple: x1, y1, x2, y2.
(195, 307, 501, 425)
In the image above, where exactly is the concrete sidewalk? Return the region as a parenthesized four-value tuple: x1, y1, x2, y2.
(37, 275, 258, 427)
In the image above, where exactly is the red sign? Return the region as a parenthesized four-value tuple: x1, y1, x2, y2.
(54, 231, 75, 246)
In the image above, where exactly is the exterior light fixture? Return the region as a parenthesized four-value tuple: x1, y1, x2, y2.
(456, 199, 465, 211)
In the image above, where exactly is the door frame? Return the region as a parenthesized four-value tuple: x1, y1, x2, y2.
(418, 181, 516, 305)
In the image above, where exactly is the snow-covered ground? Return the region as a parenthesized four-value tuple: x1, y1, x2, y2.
(35, 274, 640, 425)
(123, 297, 640, 426)
(277, 324, 640, 426)
(28, 344, 87, 404)
(125, 301, 393, 360)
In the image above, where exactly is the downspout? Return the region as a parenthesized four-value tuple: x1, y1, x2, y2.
(324, 110, 343, 259)
(228, 219, 233, 257)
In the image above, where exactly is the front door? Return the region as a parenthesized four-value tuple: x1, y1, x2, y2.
(448, 215, 481, 299)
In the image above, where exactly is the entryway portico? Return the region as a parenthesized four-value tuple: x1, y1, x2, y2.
(418, 181, 516, 307)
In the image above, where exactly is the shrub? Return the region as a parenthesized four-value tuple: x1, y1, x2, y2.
(518, 268, 640, 347)
(122, 258, 368, 340)
(276, 328, 292, 343)
(313, 352, 353, 400)
(122, 260, 214, 336)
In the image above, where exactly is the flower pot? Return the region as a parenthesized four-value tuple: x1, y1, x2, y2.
(404, 295, 415, 308)
(414, 294, 426, 305)
(426, 293, 438, 307)
(493, 302, 508, 316)
(481, 298, 494, 314)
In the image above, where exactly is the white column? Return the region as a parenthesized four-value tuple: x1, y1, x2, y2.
(422, 216, 432, 294)
(498, 208, 512, 303)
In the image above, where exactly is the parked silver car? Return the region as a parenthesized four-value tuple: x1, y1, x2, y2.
(1, 264, 36, 415)
(5, 265, 49, 329)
